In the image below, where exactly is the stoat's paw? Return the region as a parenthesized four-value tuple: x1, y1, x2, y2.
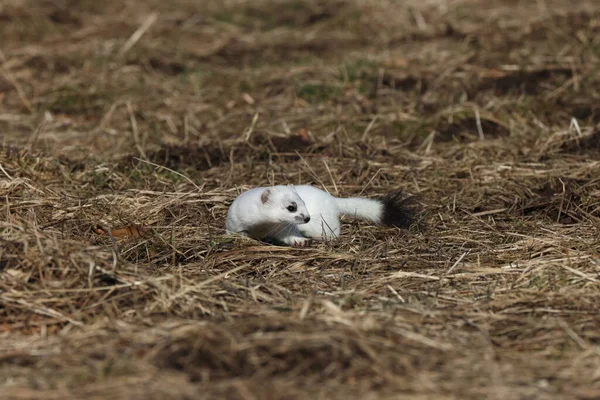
(292, 237, 312, 247)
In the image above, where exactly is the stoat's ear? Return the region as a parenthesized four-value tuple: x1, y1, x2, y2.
(261, 189, 271, 204)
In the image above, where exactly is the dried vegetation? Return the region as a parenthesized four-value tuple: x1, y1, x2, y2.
(1, 0, 600, 398)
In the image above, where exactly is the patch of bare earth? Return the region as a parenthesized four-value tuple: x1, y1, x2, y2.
(1, 0, 600, 399)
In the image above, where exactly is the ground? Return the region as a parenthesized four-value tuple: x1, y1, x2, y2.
(1, 0, 600, 399)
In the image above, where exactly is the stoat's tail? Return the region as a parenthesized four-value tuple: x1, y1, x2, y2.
(335, 192, 416, 228)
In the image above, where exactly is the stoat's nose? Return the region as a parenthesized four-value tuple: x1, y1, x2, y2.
(304, 216, 311, 223)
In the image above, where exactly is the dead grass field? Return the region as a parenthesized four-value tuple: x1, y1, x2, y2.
(1, 0, 600, 398)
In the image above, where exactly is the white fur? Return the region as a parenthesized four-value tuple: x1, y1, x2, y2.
(226, 185, 311, 246)
(226, 185, 385, 245)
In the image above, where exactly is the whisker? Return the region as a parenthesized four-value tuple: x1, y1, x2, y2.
(264, 222, 293, 241)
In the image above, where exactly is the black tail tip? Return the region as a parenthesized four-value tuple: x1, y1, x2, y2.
(379, 191, 422, 230)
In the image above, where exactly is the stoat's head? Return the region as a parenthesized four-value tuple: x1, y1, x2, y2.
(260, 185, 311, 225)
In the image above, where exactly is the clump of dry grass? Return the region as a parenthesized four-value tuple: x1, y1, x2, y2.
(1, 0, 600, 399)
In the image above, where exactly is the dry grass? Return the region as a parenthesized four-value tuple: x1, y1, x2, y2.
(1, 0, 600, 398)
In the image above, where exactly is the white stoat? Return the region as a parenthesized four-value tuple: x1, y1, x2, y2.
(226, 184, 415, 246)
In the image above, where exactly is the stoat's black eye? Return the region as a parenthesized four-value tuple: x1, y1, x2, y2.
(287, 203, 297, 212)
